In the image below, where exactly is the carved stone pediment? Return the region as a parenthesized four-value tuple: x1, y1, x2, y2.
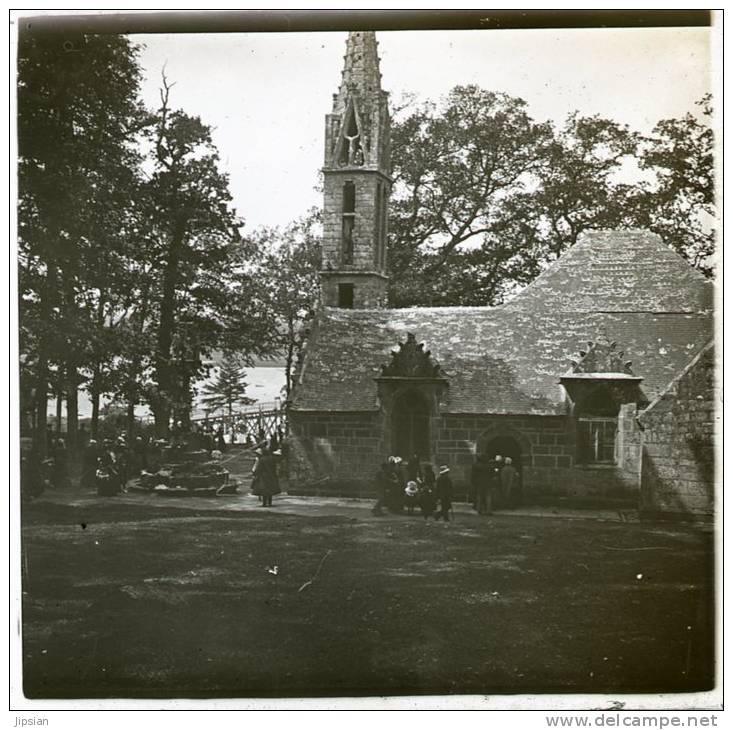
(569, 333, 634, 375)
(379, 333, 446, 379)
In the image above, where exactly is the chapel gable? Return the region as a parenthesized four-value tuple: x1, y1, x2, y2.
(380, 333, 445, 379)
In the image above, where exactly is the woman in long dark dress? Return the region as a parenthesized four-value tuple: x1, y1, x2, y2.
(251, 451, 281, 507)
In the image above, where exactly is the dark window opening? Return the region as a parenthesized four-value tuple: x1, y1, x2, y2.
(578, 387, 619, 417)
(339, 107, 363, 166)
(338, 283, 354, 309)
(342, 182, 356, 264)
(374, 182, 382, 266)
(577, 418, 617, 464)
(577, 386, 619, 464)
(342, 217, 354, 264)
(343, 181, 355, 213)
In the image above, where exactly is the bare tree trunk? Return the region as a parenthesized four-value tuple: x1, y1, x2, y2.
(66, 364, 79, 452)
(90, 368, 101, 439)
(228, 401, 235, 444)
(126, 399, 135, 438)
(55, 386, 63, 436)
(154, 222, 186, 439)
(34, 356, 49, 458)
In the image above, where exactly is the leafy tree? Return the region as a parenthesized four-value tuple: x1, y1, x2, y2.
(388, 85, 553, 307)
(18, 31, 145, 453)
(141, 77, 245, 435)
(527, 113, 640, 258)
(388, 86, 714, 307)
(631, 95, 715, 273)
(248, 211, 322, 398)
(199, 355, 255, 420)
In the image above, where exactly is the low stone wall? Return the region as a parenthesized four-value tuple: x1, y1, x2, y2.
(638, 344, 715, 518)
(288, 409, 642, 503)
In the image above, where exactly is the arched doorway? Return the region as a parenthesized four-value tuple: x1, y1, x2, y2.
(392, 390, 430, 460)
(484, 435, 522, 467)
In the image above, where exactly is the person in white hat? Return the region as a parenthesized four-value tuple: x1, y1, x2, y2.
(404, 480, 419, 514)
(491, 455, 504, 507)
(435, 464, 453, 522)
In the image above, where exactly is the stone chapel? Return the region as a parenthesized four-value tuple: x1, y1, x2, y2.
(286, 31, 716, 519)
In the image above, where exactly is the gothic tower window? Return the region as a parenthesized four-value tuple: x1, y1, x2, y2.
(374, 182, 382, 266)
(338, 283, 354, 309)
(338, 105, 363, 166)
(342, 181, 355, 264)
(379, 184, 388, 268)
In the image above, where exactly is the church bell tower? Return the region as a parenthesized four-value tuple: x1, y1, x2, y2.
(321, 31, 391, 309)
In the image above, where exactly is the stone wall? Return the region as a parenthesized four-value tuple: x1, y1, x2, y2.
(436, 413, 640, 502)
(638, 343, 715, 518)
(320, 272, 389, 309)
(287, 411, 383, 496)
(322, 171, 385, 269)
(288, 408, 643, 502)
(320, 169, 390, 308)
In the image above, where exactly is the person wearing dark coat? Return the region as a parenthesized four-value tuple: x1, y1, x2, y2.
(491, 454, 504, 508)
(435, 465, 453, 522)
(81, 439, 100, 490)
(406, 453, 423, 482)
(500, 457, 520, 507)
(386, 456, 405, 513)
(418, 466, 437, 520)
(251, 451, 281, 507)
(471, 455, 493, 515)
(372, 461, 393, 516)
(215, 426, 226, 452)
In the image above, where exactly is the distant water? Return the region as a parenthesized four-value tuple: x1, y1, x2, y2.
(191, 366, 286, 418)
(51, 366, 287, 421)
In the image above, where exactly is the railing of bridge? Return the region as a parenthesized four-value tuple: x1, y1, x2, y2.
(191, 403, 286, 444)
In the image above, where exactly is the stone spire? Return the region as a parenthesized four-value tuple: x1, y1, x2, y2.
(332, 31, 383, 115)
(320, 31, 392, 309)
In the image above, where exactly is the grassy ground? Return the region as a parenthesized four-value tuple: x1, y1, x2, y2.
(20, 499, 714, 699)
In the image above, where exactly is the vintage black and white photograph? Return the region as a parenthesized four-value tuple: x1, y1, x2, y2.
(12, 9, 720, 709)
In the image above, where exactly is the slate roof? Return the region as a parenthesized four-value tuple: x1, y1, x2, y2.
(291, 230, 714, 415)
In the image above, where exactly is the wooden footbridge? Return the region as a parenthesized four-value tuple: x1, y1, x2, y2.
(191, 401, 286, 443)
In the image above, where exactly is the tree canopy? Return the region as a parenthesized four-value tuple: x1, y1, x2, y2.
(388, 86, 715, 307)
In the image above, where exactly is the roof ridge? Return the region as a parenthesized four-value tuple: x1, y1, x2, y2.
(639, 340, 714, 416)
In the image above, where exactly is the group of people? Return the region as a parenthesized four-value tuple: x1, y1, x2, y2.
(370, 451, 522, 521)
(372, 454, 454, 521)
(470, 454, 520, 515)
(82, 433, 163, 495)
(20, 435, 70, 497)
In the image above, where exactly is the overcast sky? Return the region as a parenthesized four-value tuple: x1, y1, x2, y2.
(130, 27, 711, 232)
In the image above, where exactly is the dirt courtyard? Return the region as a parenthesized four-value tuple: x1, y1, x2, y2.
(20, 496, 715, 699)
